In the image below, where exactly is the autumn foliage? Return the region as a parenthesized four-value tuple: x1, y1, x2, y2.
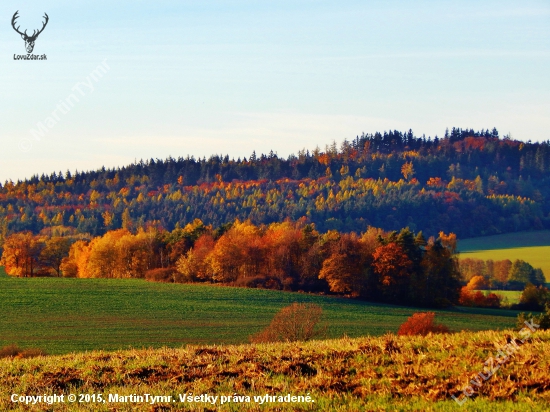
(0, 232, 71, 277)
(465, 275, 488, 290)
(458, 287, 502, 308)
(0, 219, 463, 307)
(515, 284, 550, 311)
(372, 243, 412, 286)
(458, 257, 544, 290)
(0, 128, 548, 247)
(397, 312, 450, 336)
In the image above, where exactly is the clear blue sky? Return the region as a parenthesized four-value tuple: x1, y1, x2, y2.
(1, 0, 549, 182)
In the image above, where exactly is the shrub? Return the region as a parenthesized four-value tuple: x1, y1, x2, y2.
(249, 302, 324, 343)
(234, 276, 282, 290)
(145, 268, 177, 283)
(397, 312, 450, 336)
(433, 298, 453, 308)
(0, 344, 21, 358)
(458, 287, 502, 308)
(0, 344, 46, 359)
(458, 287, 477, 306)
(513, 284, 550, 312)
(517, 305, 550, 331)
(484, 293, 503, 308)
(18, 348, 47, 359)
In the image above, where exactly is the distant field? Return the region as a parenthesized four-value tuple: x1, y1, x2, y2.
(459, 230, 550, 282)
(0, 275, 521, 355)
(478, 290, 522, 305)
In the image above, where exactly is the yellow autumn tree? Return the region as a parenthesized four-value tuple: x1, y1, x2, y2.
(60, 240, 91, 278)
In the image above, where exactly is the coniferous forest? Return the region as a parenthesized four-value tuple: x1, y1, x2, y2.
(0, 127, 548, 239)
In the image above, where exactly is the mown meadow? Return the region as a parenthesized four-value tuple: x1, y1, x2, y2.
(1, 329, 548, 411)
(0, 273, 521, 355)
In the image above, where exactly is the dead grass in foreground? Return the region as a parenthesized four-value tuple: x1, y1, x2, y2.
(0, 329, 549, 411)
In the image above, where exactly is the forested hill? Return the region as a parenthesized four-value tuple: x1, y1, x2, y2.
(1, 127, 549, 239)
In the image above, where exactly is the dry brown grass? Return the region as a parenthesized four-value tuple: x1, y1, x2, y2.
(0, 344, 46, 359)
(0, 329, 549, 411)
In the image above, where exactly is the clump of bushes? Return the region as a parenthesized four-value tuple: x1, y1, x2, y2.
(0, 344, 46, 359)
(517, 305, 550, 330)
(234, 276, 283, 290)
(397, 312, 450, 336)
(250, 302, 325, 343)
(145, 268, 178, 283)
(458, 287, 502, 308)
(512, 284, 550, 312)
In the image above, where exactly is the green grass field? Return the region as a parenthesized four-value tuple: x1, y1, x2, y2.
(486, 290, 522, 305)
(0, 275, 522, 355)
(459, 230, 550, 282)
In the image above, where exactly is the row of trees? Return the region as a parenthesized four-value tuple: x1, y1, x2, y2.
(459, 258, 545, 290)
(1, 232, 73, 277)
(1, 128, 549, 241)
(1, 220, 462, 307)
(0, 219, 208, 278)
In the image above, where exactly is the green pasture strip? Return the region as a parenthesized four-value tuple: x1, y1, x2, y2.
(458, 230, 550, 252)
(0, 276, 521, 355)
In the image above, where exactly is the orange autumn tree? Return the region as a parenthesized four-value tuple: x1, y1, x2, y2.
(1, 232, 43, 277)
(208, 220, 265, 282)
(372, 242, 413, 302)
(60, 229, 155, 279)
(372, 243, 412, 286)
(466, 275, 488, 290)
(176, 233, 215, 282)
(60, 240, 91, 278)
(319, 233, 369, 297)
(263, 221, 304, 289)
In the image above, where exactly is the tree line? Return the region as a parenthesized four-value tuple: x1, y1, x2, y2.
(0, 220, 462, 308)
(459, 257, 546, 290)
(0, 127, 549, 242)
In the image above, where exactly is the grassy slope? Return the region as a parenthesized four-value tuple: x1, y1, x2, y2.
(1, 276, 521, 355)
(459, 230, 550, 282)
(1, 329, 549, 411)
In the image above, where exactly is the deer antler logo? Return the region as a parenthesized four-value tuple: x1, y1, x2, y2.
(11, 11, 49, 54)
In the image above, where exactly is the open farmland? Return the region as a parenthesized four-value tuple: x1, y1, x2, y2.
(1, 329, 549, 411)
(0, 274, 522, 355)
(459, 230, 550, 282)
